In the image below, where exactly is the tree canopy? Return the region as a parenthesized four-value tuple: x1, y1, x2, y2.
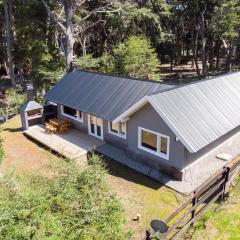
(1, 0, 240, 89)
(110, 36, 160, 79)
(0, 154, 128, 239)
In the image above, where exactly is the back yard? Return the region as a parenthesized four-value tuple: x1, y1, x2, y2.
(0, 116, 185, 239)
(185, 179, 240, 240)
(1, 116, 240, 239)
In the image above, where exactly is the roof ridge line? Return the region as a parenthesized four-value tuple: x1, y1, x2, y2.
(149, 71, 240, 97)
(74, 68, 176, 86)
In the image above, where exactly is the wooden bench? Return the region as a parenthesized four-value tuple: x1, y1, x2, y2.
(58, 122, 72, 134)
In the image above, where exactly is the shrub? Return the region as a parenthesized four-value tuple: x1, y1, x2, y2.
(0, 154, 127, 240)
(110, 35, 160, 80)
(0, 88, 26, 118)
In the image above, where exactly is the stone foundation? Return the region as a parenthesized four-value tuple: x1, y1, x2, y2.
(126, 148, 183, 181)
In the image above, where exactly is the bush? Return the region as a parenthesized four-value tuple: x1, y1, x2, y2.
(110, 35, 160, 80)
(0, 154, 127, 240)
(0, 87, 26, 117)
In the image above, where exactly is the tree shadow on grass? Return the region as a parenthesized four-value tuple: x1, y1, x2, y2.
(101, 156, 164, 191)
(3, 127, 22, 133)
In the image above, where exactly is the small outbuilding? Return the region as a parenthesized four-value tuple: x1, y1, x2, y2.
(20, 100, 43, 130)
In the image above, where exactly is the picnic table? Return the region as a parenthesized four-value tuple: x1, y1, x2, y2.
(46, 118, 71, 134)
(49, 118, 68, 127)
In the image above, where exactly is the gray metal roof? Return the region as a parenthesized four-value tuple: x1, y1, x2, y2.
(21, 100, 43, 112)
(45, 70, 173, 120)
(148, 72, 240, 153)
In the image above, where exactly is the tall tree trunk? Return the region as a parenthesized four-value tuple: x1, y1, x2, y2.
(200, 13, 207, 77)
(222, 40, 232, 72)
(208, 37, 214, 71)
(63, 1, 74, 68)
(215, 40, 221, 70)
(17, 62, 25, 87)
(192, 29, 201, 79)
(82, 36, 87, 57)
(41, 0, 75, 69)
(225, 46, 233, 72)
(4, 0, 16, 87)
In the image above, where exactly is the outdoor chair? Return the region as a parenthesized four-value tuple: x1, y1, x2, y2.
(45, 122, 57, 134)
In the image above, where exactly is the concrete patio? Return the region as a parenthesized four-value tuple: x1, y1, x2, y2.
(24, 124, 104, 160)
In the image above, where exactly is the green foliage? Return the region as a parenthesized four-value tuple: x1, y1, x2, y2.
(0, 154, 127, 239)
(214, 0, 240, 43)
(192, 206, 216, 230)
(12, 0, 65, 90)
(0, 88, 26, 117)
(77, 54, 102, 71)
(110, 35, 160, 80)
(1, 0, 240, 87)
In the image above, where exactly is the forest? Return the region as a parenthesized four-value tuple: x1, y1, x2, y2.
(0, 0, 240, 120)
(1, 0, 240, 93)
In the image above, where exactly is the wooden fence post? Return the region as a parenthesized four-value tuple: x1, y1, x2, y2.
(191, 191, 197, 225)
(145, 230, 152, 240)
(221, 167, 230, 200)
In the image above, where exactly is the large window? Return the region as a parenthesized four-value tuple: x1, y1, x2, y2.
(138, 127, 170, 160)
(108, 121, 127, 139)
(61, 105, 83, 122)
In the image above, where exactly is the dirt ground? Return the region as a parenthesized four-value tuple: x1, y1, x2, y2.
(0, 116, 60, 174)
(0, 116, 185, 239)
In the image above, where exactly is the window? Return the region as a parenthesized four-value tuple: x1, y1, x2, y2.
(61, 105, 83, 122)
(108, 121, 127, 139)
(119, 122, 126, 135)
(110, 122, 119, 133)
(160, 137, 168, 154)
(142, 130, 157, 151)
(138, 127, 170, 160)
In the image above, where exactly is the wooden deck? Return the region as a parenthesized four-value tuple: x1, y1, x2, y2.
(24, 124, 104, 160)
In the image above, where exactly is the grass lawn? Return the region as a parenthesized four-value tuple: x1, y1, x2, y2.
(185, 176, 240, 240)
(0, 116, 186, 239)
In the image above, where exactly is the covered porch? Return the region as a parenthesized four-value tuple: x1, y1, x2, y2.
(24, 124, 104, 160)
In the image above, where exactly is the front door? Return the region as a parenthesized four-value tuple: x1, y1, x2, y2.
(88, 114, 103, 140)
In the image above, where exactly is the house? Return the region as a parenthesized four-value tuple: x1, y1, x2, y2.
(44, 70, 240, 182)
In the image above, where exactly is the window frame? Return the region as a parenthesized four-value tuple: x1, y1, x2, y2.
(138, 127, 170, 160)
(61, 105, 83, 122)
(108, 121, 127, 139)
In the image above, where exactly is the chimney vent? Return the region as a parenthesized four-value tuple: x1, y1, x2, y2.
(26, 84, 36, 101)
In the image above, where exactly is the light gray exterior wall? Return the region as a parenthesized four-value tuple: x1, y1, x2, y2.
(127, 103, 185, 170)
(56, 102, 240, 180)
(185, 125, 240, 167)
(57, 103, 186, 172)
(102, 120, 127, 149)
(57, 104, 88, 133)
(57, 104, 127, 148)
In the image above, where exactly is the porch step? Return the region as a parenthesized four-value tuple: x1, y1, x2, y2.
(96, 144, 195, 194)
